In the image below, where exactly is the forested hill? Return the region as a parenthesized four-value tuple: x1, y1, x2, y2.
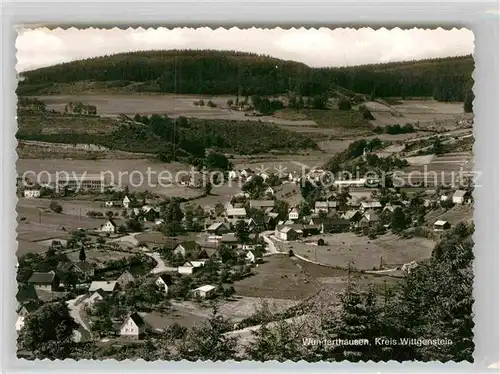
(18, 50, 474, 101)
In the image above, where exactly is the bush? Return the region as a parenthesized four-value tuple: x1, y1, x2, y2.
(49, 201, 63, 213)
(337, 98, 352, 111)
(359, 105, 375, 120)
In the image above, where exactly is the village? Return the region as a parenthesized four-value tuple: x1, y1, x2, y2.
(16, 155, 473, 343)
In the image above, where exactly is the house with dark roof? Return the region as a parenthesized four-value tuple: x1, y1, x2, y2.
(120, 313, 146, 340)
(173, 241, 202, 257)
(206, 222, 231, 236)
(16, 284, 39, 305)
(249, 200, 276, 210)
(359, 210, 380, 228)
(116, 270, 135, 289)
(28, 270, 60, 291)
(101, 219, 117, 233)
(60, 261, 95, 277)
(155, 274, 173, 293)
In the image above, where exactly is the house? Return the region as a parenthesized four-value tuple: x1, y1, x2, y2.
(440, 192, 453, 202)
(101, 219, 117, 233)
(314, 201, 337, 214)
(122, 196, 131, 209)
(228, 170, 239, 180)
(120, 313, 146, 340)
(88, 280, 118, 293)
(250, 200, 275, 210)
(288, 207, 299, 221)
(104, 200, 121, 208)
(192, 285, 216, 299)
(83, 289, 107, 307)
(173, 241, 202, 257)
(142, 206, 160, 221)
(342, 210, 362, 225)
(452, 190, 470, 204)
(265, 212, 279, 229)
(23, 189, 41, 198)
(178, 261, 203, 275)
(240, 168, 253, 178)
(226, 208, 247, 219)
(61, 261, 95, 277)
(16, 302, 39, 332)
(28, 271, 59, 291)
(246, 250, 262, 263)
(264, 186, 275, 196)
(360, 201, 383, 212)
(323, 216, 351, 233)
(206, 222, 231, 236)
(227, 218, 256, 232)
(359, 210, 380, 227)
(434, 220, 451, 231)
(16, 284, 39, 306)
(155, 274, 173, 293)
(333, 179, 367, 188)
(221, 233, 239, 247)
(277, 226, 300, 242)
(116, 270, 135, 289)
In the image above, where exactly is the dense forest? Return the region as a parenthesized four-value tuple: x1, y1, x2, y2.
(18, 50, 474, 101)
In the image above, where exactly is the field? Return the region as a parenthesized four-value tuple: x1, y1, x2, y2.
(233, 255, 346, 300)
(425, 204, 474, 226)
(66, 249, 134, 264)
(276, 232, 436, 270)
(16, 158, 203, 197)
(364, 99, 469, 128)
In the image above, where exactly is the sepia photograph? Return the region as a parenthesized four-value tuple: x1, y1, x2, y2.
(15, 26, 475, 362)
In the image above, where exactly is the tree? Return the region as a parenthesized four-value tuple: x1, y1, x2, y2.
(160, 198, 184, 236)
(391, 207, 407, 233)
(78, 247, 86, 262)
(214, 203, 225, 217)
(235, 220, 250, 243)
(463, 88, 474, 113)
(177, 304, 237, 361)
(204, 181, 212, 195)
(49, 201, 63, 213)
(18, 301, 78, 359)
(127, 218, 143, 233)
(337, 98, 352, 111)
(106, 210, 114, 219)
(275, 200, 290, 221)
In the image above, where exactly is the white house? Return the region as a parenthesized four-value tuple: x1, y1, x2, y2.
(246, 250, 262, 263)
(122, 196, 131, 209)
(259, 172, 270, 182)
(314, 201, 337, 214)
(15, 315, 26, 332)
(333, 179, 367, 188)
(288, 207, 299, 221)
(88, 280, 118, 293)
(228, 170, 239, 180)
(155, 274, 172, 294)
(277, 226, 300, 242)
(120, 313, 146, 340)
(192, 285, 216, 299)
(178, 261, 203, 275)
(104, 201, 114, 207)
(452, 190, 470, 204)
(23, 189, 41, 198)
(360, 201, 383, 211)
(100, 219, 117, 233)
(434, 220, 451, 232)
(226, 207, 247, 219)
(83, 289, 106, 307)
(265, 186, 275, 196)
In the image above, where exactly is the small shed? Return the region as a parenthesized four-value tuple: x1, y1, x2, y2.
(434, 220, 451, 231)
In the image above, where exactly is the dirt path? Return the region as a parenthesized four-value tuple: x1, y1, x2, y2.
(67, 294, 91, 335)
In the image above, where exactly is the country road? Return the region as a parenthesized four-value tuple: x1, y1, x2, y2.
(260, 231, 280, 255)
(147, 251, 177, 274)
(67, 294, 91, 337)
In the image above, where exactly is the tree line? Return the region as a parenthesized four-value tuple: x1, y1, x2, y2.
(18, 50, 473, 101)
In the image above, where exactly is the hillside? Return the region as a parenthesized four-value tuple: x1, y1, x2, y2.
(16, 107, 319, 161)
(18, 50, 473, 101)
